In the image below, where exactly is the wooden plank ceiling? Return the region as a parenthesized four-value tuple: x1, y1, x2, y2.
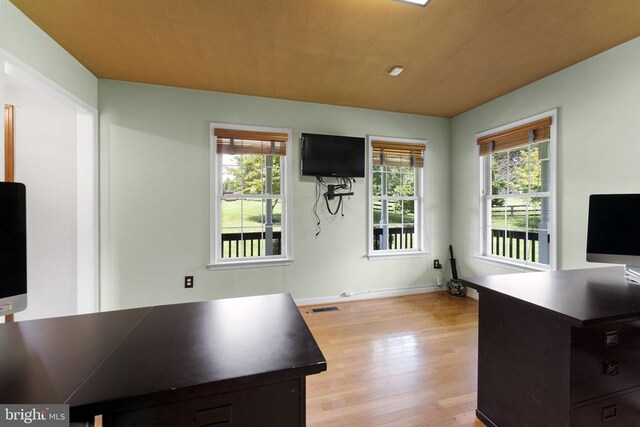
(10, 0, 640, 117)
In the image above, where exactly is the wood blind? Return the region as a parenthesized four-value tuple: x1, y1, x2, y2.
(4, 105, 14, 182)
(477, 117, 552, 156)
(372, 140, 426, 168)
(214, 128, 288, 156)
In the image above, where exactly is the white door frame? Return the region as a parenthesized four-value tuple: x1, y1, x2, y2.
(0, 48, 100, 313)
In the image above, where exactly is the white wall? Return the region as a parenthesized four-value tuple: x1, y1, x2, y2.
(0, 0, 97, 108)
(0, 1, 99, 320)
(99, 80, 450, 310)
(5, 73, 79, 320)
(450, 36, 640, 279)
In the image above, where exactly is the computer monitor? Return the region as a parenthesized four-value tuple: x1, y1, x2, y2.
(586, 194, 640, 281)
(0, 182, 27, 316)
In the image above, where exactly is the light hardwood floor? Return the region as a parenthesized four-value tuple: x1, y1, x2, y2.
(300, 292, 484, 427)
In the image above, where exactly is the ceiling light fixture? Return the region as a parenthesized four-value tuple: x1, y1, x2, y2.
(394, 0, 430, 7)
(388, 66, 404, 77)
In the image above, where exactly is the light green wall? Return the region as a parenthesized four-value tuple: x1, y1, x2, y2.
(0, 0, 97, 108)
(450, 37, 640, 278)
(99, 80, 450, 310)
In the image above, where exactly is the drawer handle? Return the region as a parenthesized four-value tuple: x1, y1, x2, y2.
(603, 360, 620, 376)
(602, 404, 618, 421)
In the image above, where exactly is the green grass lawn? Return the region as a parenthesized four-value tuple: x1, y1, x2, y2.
(372, 205, 415, 224)
(491, 211, 541, 230)
(220, 199, 281, 258)
(221, 199, 281, 229)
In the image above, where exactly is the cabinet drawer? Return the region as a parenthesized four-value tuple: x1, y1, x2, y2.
(106, 379, 301, 427)
(571, 388, 640, 426)
(572, 321, 640, 403)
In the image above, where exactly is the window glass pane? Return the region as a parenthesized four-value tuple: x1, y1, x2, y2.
(508, 147, 529, 194)
(270, 199, 282, 226)
(386, 168, 403, 196)
(540, 159, 551, 192)
(220, 227, 242, 258)
(531, 140, 550, 161)
(372, 200, 383, 224)
(529, 161, 541, 193)
(221, 199, 242, 228)
(238, 155, 264, 195)
(236, 227, 265, 258)
(222, 154, 240, 167)
(372, 225, 383, 251)
(527, 197, 551, 264)
(529, 159, 550, 193)
(490, 198, 507, 232)
(387, 200, 402, 225)
(222, 166, 242, 194)
(401, 223, 416, 250)
(403, 200, 415, 224)
(262, 155, 281, 195)
(491, 151, 508, 195)
(505, 198, 527, 231)
(220, 199, 283, 259)
(400, 170, 415, 197)
(225, 155, 281, 196)
(387, 222, 403, 250)
(372, 171, 383, 196)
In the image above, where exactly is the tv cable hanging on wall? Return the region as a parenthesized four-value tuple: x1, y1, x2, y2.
(313, 176, 355, 236)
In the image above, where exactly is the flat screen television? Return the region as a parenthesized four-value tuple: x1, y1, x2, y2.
(301, 133, 365, 178)
(0, 182, 27, 316)
(587, 194, 640, 276)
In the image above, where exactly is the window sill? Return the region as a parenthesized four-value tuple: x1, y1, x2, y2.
(367, 251, 428, 261)
(473, 255, 550, 272)
(207, 258, 293, 271)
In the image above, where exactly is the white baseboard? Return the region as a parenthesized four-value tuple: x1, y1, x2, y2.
(295, 284, 444, 307)
(466, 288, 479, 300)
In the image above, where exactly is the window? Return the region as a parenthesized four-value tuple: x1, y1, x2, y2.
(209, 124, 292, 268)
(368, 137, 427, 258)
(477, 110, 556, 269)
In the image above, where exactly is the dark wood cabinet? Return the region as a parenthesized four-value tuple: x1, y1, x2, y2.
(463, 267, 640, 427)
(106, 379, 302, 427)
(0, 294, 326, 426)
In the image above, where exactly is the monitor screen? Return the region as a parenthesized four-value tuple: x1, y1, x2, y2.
(587, 194, 640, 265)
(0, 182, 27, 301)
(301, 133, 365, 178)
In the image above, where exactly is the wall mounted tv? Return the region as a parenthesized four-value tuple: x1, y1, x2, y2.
(301, 133, 365, 178)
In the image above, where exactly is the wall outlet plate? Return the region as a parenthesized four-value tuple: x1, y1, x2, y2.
(433, 259, 442, 269)
(185, 276, 194, 288)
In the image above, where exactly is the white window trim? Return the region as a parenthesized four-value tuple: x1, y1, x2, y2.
(208, 122, 294, 269)
(367, 135, 428, 260)
(475, 109, 558, 271)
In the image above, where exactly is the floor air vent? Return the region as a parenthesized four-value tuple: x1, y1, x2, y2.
(309, 306, 340, 314)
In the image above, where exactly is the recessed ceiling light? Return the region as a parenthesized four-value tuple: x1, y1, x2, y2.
(394, 0, 430, 7)
(388, 66, 404, 77)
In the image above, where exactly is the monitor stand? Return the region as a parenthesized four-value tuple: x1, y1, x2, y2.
(624, 266, 640, 284)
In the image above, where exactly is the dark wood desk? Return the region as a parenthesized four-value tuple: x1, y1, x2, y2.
(462, 267, 640, 427)
(0, 293, 326, 426)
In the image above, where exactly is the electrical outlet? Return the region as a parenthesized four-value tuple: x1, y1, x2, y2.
(433, 259, 442, 269)
(185, 276, 194, 288)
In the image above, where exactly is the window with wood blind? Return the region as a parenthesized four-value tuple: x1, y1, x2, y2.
(477, 110, 557, 269)
(368, 136, 427, 258)
(209, 123, 293, 268)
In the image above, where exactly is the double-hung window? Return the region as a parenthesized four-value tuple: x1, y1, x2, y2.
(209, 124, 292, 268)
(368, 137, 427, 258)
(477, 110, 556, 269)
